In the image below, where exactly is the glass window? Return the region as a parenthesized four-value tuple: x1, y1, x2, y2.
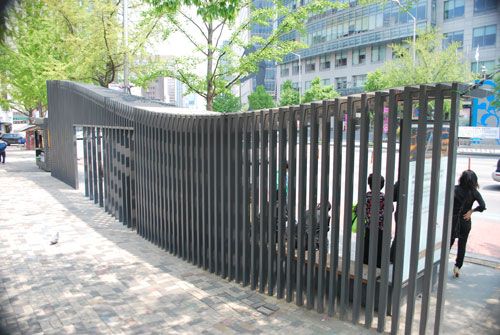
(352, 75, 367, 88)
(473, 25, 497, 47)
(305, 58, 316, 72)
(371, 45, 386, 62)
(335, 77, 347, 90)
(322, 79, 331, 86)
(292, 61, 300, 75)
(444, 0, 465, 20)
(352, 48, 366, 65)
(280, 65, 289, 77)
(320, 55, 331, 70)
(335, 51, 348, 67)
(471, 60, 496, 73)
(305, 81, 311, 90)
(443, 31, 464, 48)
(474, 0, 497, 13)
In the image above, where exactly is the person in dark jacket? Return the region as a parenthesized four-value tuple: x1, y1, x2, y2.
(450, 170, 486, 278)
(0, 139, 7, 163)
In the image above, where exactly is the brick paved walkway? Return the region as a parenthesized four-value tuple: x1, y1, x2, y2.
(2, 148, 499, 335)
(0, 148, 372, 334)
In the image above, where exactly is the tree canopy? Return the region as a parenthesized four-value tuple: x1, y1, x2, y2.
(0, 0, 163, 116)
(212, 92, 241, 112)
(364, 29, 474, 92)
(248, 85, 274, 110)
(302, 77, 339, 103)
(143, 0, 345, 110)
(279, 80, 299, 106)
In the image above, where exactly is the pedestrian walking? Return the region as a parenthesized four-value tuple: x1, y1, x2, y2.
(0, 139, 7, 163)
(450, 170, 486, 278)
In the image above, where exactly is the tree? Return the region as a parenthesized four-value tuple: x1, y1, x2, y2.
(248, 85, 274, 110)
(144, 0, 344, 110)
(0, 0, 164, 116)
(363, 29, 474, 91)
(279, 80, 299, 106)
(213, 92, 241, 112)
(302, 77, 339, 103)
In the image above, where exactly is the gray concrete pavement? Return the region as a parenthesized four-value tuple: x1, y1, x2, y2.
(1, 147, 499, 334)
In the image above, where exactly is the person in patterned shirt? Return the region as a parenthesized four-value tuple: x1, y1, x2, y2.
(363, 173, 385, 268)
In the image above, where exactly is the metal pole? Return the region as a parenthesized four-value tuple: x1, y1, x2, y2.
(123, 0, 129, 93)
(291, 52, 302, 104)
(412, 16, 416, 64)
(393, 0, 416, 64)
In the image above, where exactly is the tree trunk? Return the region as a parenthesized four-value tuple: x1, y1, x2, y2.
(206, 22, 213, 111)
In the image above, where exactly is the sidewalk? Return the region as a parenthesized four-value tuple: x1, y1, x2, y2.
(1, 148, 499, 334)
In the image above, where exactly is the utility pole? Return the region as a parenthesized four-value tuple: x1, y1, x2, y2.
(290, 52, 301, 104)
(123, 0, 129, 93)
(392, 0, 416, 64)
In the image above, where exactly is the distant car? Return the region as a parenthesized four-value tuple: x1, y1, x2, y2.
(0, 133, 26, 145)
(493, 159, 500, 182)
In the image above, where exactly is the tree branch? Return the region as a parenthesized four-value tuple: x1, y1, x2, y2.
(130, 15, 163, 56)
(178, 71, 207, 98)
(179, 10, 208, 41)
(170, 17, 208, 56)
(225, 73, 243, 89)
(214, 20, 226, 49)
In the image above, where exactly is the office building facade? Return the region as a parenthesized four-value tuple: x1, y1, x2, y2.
(240, 0, 277, 105)
(276, 0, 499, 99)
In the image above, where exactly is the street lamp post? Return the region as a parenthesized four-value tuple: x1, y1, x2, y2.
(392, 0, 416, 64)
(290, 52, 301, 104)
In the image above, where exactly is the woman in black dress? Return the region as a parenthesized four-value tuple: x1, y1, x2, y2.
(450, 170, 486, 278)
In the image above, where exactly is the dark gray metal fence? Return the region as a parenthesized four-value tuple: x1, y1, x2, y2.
(47, 81, 462, 334)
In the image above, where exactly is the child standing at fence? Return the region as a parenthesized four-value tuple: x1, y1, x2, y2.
(450, 170, 486, 278)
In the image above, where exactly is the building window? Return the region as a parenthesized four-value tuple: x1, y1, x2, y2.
(473, 25, 497, 47)
(443, 31, 464, 48)
(371, 45, 386, 63)
(292, 61, 300, 75)
(319, 55, 331, 70)
(352, 48, 366, 65)
(305, 58, 316, 72)
(335, 51, 347, 67)
(444, 0, 465, 20)
(292, 82, 299, 90)
(474, 0, 497, 13)
(352, 75, 367, 88)
(322, 79, 331, 86)
(305, 81, 312, 90)
(280, 65, 289, 77)
(471, 60, 496, 73)
(335, 77, 347, 90)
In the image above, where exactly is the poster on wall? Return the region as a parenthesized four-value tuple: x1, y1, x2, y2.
(402, 124, 449, 282)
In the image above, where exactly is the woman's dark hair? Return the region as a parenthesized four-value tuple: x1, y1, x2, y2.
(458, 170, 479, 190)
(368, 173, 385, 190)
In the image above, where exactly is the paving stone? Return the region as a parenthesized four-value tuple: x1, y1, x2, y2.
(0, 149, 377, 335)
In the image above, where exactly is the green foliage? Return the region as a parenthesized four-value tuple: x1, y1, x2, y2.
(248, 85, 274, 110)
(144, 0, 345, 110)
(0, 0, 164, 115)
(492, 62, 500, 109)
(279, 80, 299, 106)
(363, 29, 474, 92)
(302, 77, 339, 103)
(212, 92, 241, 112)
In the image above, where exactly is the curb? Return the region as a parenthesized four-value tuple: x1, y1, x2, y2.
(449, 251, 500, 269)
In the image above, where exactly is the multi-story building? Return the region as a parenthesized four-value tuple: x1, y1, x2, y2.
(276, 0, 499, 99)
(141, 77, 185, 107)
(240, 0, 277, 105)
